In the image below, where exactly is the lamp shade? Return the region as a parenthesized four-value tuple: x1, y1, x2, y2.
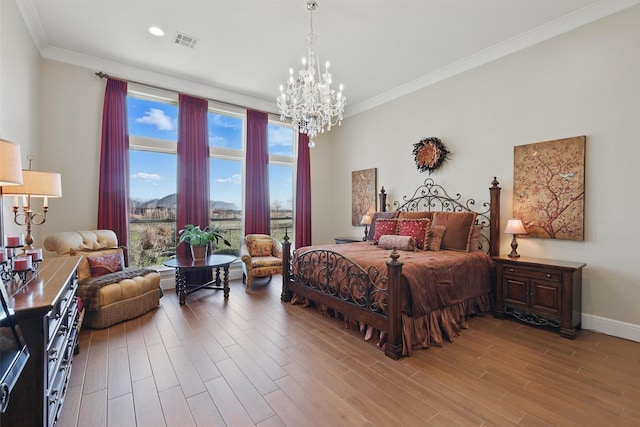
(0, 139, 23, 186)
(2, 169, 62, 197)
(360, 214, 372, 225)
(504, 218, 527, 235)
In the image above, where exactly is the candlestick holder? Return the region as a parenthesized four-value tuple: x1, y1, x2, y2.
(13, 204, 48, 249)
(0, 246, 38, 284)
(1, 260, 33, 284)
(2, 156, 62, 249)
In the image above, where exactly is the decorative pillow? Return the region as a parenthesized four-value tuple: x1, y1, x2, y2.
(248, 239, 273, 257)
(469, 225, 483, 251)
(427, 225, 446, 251)
(397, 211, 434, 221)
(378, 235, 417, 251)
(75, 248, 124, 281)
(366, 211, 398, 241)
(373, 218, 398, 244)
(87, 252, 124, 277)
(397, 218, 431, 250)
(431, 211, 477, 252)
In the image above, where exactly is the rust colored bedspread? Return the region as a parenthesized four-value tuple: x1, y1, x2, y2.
(294, 242, 494, 355)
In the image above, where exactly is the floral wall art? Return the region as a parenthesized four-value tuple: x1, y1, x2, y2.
(351, 168, 377, 226)
(412, 137, 449, 174)
(513, 136, 586, 240)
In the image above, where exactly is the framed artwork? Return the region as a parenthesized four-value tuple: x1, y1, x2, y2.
(352, 168, 377, 226)
(513, 136, 586, 240)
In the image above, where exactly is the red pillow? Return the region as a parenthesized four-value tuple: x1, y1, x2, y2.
(373, 218, 398, 244)
(397, 218, 431, 250)
(87, 253, 124, 277)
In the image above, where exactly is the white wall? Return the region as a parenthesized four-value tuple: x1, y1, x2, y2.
(323, 6, 640, 339)
(0, 0, 41, 239)
(37, 60, 105, 240)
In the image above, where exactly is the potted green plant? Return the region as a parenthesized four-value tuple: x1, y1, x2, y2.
(177, 224, 231, 260)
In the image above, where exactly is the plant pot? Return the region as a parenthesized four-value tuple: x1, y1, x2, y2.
(190, 244, 208, 260)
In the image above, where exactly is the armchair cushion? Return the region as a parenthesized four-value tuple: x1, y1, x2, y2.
(248, 238, 274, 257)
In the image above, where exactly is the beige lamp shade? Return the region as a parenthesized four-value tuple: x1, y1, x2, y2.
(504, 218, 527, 235)
(2, 169, 62, 198)
(360, 214, 372, 225)
(0, 139, 24, 186)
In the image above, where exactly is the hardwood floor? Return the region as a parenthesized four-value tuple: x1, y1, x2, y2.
(57, 277, 640, 426)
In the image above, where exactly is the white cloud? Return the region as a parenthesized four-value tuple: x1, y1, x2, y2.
(210, 114, 239, 129)
(215, 174, 241, 184)
(209, 135, 229, 147)
(136, 108, 174, 131)
(132, 172, 162, 184)
(268, 126, 293, 147)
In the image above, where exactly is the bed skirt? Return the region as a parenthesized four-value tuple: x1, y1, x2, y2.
(401, 292, 492, 356)
(292, 291, 492, 357)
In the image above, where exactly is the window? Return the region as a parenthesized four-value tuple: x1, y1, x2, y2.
(127, 93, 178, 267)
(207, 106, 244, 254)
(126, 89, 297, 267)
(268, 122, 295, 242)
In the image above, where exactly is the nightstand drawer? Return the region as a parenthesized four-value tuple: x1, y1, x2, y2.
(503, 266, 561, 282)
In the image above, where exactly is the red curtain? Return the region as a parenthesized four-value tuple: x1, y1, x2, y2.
(176, 94, 210, 258)
(245, 109, 270, 235)
(295, 133, 312, 248)
(97, 78, 130, 252)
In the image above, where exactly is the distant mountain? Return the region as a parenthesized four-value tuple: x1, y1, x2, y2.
(131, 193, 238, 211)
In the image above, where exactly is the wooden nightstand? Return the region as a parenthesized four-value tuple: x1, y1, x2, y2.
(334, 237, 363, 244)
(492, 255, 586, 339)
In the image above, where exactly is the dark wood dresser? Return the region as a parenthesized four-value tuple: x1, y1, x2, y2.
(1, 256, 81, 427)
(493, 255, 586, 338)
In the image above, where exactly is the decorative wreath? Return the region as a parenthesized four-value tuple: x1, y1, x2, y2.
(412, 137, 449, 174)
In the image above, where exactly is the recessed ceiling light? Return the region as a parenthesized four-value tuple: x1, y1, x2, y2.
(148, 26, 165, 37)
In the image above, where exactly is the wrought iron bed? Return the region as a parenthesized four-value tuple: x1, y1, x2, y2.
(281, 177, 501, 359)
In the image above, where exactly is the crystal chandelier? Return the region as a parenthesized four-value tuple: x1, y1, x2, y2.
(277, 1, 346, 147)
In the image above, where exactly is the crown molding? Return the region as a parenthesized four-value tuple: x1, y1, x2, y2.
(16, 0, 48, 51)
(39, 45, 278, 114)
(346, 0, 640, 117)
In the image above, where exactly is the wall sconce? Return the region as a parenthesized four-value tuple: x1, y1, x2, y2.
(2, 157, 62, 249)
(360, 214, 372, 241)
(504, 218, 527, 258)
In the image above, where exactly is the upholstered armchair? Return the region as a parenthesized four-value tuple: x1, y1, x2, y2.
(240, 234, 283, 292)
(44, 230, 162, 329)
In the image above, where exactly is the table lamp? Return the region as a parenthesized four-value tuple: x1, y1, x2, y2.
(504, 218, 527, 258)
(360, 214, 372, 241)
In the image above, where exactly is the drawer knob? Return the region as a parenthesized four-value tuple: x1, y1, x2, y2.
(509, 268, 514, 273)
(546, 273, 551, 278)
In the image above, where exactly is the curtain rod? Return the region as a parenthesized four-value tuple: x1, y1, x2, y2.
(94, 71, 276, 114)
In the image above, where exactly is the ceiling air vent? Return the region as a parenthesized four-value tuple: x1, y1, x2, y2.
(173, 32, 199, 49)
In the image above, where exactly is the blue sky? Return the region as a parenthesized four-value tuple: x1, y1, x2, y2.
(127, 97, 294, 209)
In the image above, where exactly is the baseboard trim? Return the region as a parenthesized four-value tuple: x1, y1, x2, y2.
(582, 314, 640, 343)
